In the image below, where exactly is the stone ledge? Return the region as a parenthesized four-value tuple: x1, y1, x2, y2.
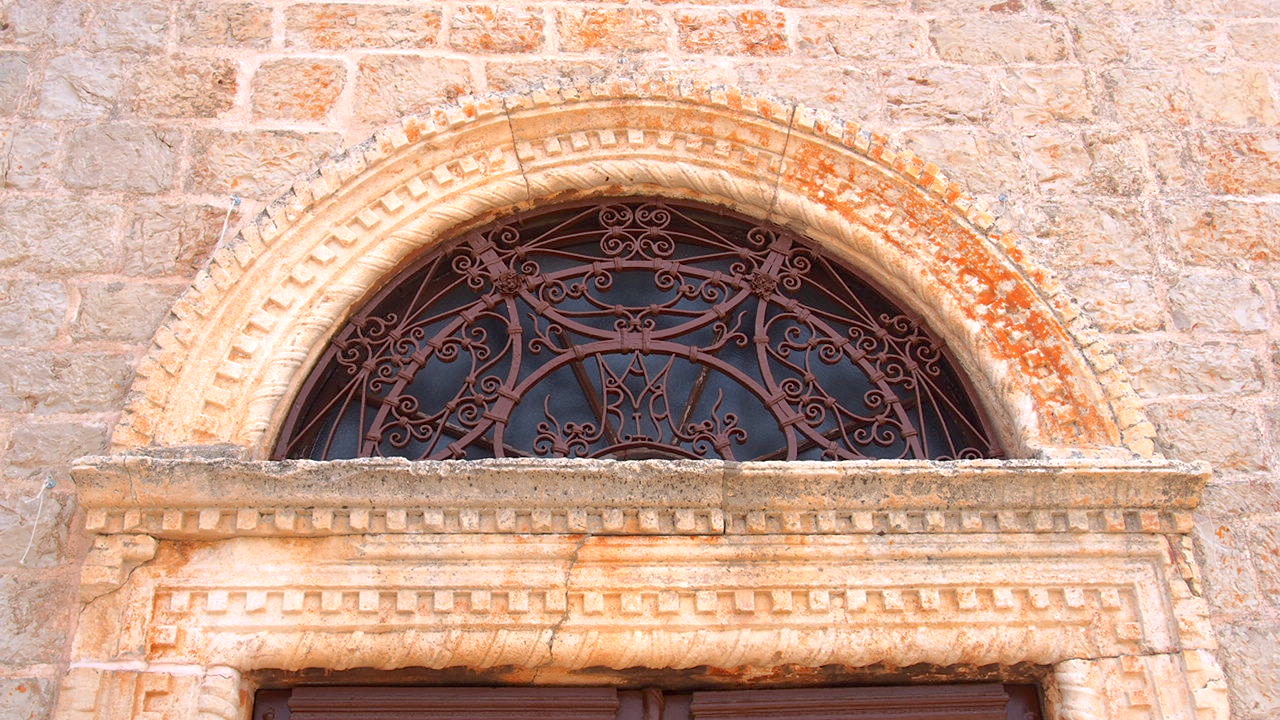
(71, 454, 1209, 538)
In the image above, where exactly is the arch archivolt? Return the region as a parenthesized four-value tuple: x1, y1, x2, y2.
(111, 78, 1153, 460)
(58, 80, 1228, 720)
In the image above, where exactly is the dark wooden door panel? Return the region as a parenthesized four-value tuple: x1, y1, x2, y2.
(285, 686, 619, 720)
(689, 684, 1011, 720)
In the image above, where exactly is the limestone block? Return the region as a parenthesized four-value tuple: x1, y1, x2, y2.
(0, 53, 30, 114)
(1198, 131, 1280, 195)
(285, 4, 441, 49)
(676, 10, 787, 56)
(1148, 403, 1266, 472)
(125, 55, 238, 119)
(0, 676, 56, 720)
(738, 62, 883, 122)
(1228, 22, 1280, 62)
(0, 573, 75, 664)
(998, 67, 1094, 125)
(1117, 340, 1263, 397)
(251, 59, 345, 121)
(52, 667, 210, 720)
(0, 0, 88, 46)
(893, 126, 1026, 199)
(486, 60, 614, 93)
(1168, 274, 1268, 333)
(450, 5, 545, 54)
(87, 0, 168, 51)
(122, 201, 234, 277)
(0, 350, 134, 414)
(0, 280, 66, 345)
(1164, 201, 1280, 270)
(1214, 620, 1280, 718)
(80, 534, 158, 602)
(797, 15, 928, 60)
(557, 8, 665, 53)
(353, 55, 472, 128)
(1, 125, 58, 189)
(1025, 200, 1154, 271)
(0, 196, 121, 273)
(5, 420, 110, 480)
(1101, 68, 1192, 128)
(178, 1, 271, 48)
(187, 130, 342, 198)
(36, 54, 123, 119)
(929, 16, 1069, 64)
(62, 124, 179, 194)
(883, 66, 993, 124)
(0, 484, 75, 567)
(71, 282, 182, 343)
(1063, 272, 1164, 333)
(1186, 67, 1280, 127)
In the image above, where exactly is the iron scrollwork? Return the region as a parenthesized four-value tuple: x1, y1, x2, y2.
(276, 199, 1000, 461)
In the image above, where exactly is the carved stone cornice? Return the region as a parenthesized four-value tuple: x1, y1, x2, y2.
(71, 455, 1208, 539)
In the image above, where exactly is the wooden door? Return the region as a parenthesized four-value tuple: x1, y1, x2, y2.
(253, 684, 1042, 720)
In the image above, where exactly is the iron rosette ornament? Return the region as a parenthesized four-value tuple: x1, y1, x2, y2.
(276, 199, 1000, 461)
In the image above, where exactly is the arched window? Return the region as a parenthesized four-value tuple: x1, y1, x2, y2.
(275, 198, 1000, 461)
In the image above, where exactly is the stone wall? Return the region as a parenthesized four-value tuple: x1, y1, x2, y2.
(0, 1, 1276, 719)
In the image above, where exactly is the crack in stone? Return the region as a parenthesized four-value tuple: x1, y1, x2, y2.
(539, 532, 589, 674)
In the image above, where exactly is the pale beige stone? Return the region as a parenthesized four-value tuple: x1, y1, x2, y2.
(1168, 274, 1268, 333)
(1215, 621, 1280, 717)
(0, 196, 121, 273)
(1198, 131, 1280, 195)
(798, 16, 929, 61)
(36, 54, 122, 119)
(285, 4, 442, 49)
(450, 5, 545, 54)
(0, 486, 74, 567)
(122, 201, 234, 277)
(1228, 22, 1280, 63)
(1117, 340, 1263, 397)
(1148, 402, 1266, 471)
(187, 129, 342, 197)
(0, 575, 73, 664)
(929, 17, 1069, 64)
(998, 67, 1093, 125)
(0, 677, 55, 720)
(0, 54, 30, 115)
(1186, 67, 1280, 127)
(738, 62, 883, 121)
(178, 1, 272, 48)
(1024, 200, 1155, 272)
(1064, 273, 1164, 333)
(353, 55, 472, 129)
(0, 350, 134, 414)
(251, 58, 345, 121)
(1, 125, 58, 189)
(70, 282, 181, 342)
(61, 124, 179, 193)
(557, 7, 665, 53)
(125, 55, 238, 118)
(1165, 201, 1280, 270)
(0, 0, 86, 47)
(883, 66, 993, 124)
(0, 280, 65, 345)
(676, 9, 788, 56)
(86, 0, 169, 52)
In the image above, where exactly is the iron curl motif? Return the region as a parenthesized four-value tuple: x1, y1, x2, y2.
(276, 199, 1000, 461)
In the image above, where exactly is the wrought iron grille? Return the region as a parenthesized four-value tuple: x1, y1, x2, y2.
(275, 199, 1000, 461)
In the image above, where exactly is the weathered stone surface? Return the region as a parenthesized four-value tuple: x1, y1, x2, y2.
(797, 16, 928, 60)
(929, 17, 1069, 64)
(0, 196, 120, 273)
(1194, 514, 1264, 612)
(558, 7, 665, 53)
(0, 281, 65, 346)
(71, 282, 181, 342)
(1228, 21, 1280, 63)
(0, 0, 87, 46)
(286, 4, 441, 49)
(1215, 620, 1280, 717)
(677, 10, 787, 56)
(1064, 272, 1164, 332)
(178, 1, 272, 48)
(252, 58, 345, 121)
(36, 54, 122, 119)
(0, 54, 30, 115)
(883, 66, 992, 124)
(0, 574, 75, 664)
(998, 67, 1093, 125)
(0, 676, 56, 720)
(486, 60, 613, 92)
(450, 5, 544, 53)
(1165, 202, 1280, 269)
(0, 350, 134, 414)
(1252, 518, 1280, 605)
(122, 201, 234, 276)
(62, 124, 179, 193)
(1025, 200, 1155, 271)
(125, 55, 238, 118)
(1117, 340, 1263, 397)
(0, 125, 58, 190)
(0, 486, 74, 568)
(894, 126, 1026, 199)
(188, 129, 342, 197)
(1101, 68, 1192, 128)
(1186, 67, 1280, 127)
(1199, 132, 1280, 195)
(5, 421, 110, 479)
(739, 62, 883, 120)
(87, 0, 169, 52)
(1168, 274, 1268, 333)
(353, 55, 471, 129)
(1148, 402, 1266, 471)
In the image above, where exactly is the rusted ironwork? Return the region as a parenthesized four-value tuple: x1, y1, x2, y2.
(275, 199, 1000, 461)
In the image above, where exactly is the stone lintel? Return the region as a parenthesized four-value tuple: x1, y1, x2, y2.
(70, 454, 1209, 538)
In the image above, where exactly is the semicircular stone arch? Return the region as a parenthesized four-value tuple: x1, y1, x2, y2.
(112, 78, 1155, 459)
